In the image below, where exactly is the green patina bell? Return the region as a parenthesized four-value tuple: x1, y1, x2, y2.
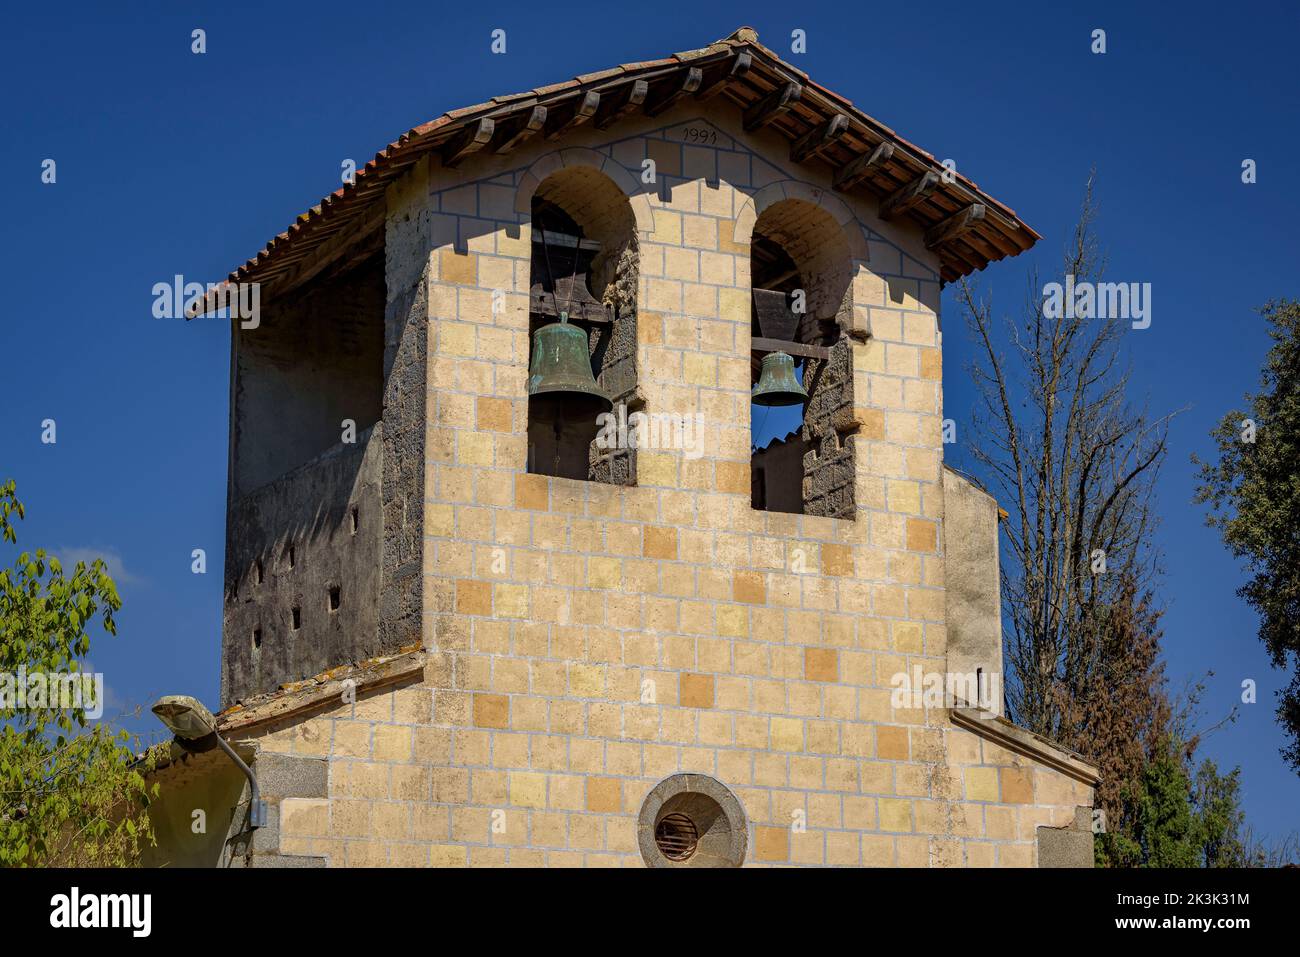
(527, 312, 610, 407)
(751, 351, 808, 407)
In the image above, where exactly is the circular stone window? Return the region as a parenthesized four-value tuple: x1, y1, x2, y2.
(638, 773, 747, 868)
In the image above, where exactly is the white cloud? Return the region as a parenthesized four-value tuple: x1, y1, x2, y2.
(56, 546, 143, 586)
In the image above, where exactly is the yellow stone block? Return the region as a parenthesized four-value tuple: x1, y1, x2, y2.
(493, 583, 529, 618)
(472, 693, 509, 730)
(754, 826, 789, 862)
(879, 798, 913, 832)
(509, 771, 547, 809)
(966, 767, 999, 802)
(804, 647, 839, 683)
(680, 673, 715, 709)
(569, 663, 605, 697)
(438, 248, 476, 285)
(770, 717, 804, 752)
(587, 556, 622, 590)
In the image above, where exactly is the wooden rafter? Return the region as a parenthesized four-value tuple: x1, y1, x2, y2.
(743, 81, 801, 132)
(645, 67, 703, 117)
(833, 140, 895, 191)
(697, 51, 752, 99)
(879, 170, 940, 221)
(594, 79, 648, 129)
(441, 117, 494, 167)
(493, 105, 547, 154)
(790, 113, 848, 164)
(544, 91, 600, 141)
(227, 37, 1042, 292)
(924, 203, 986, 249)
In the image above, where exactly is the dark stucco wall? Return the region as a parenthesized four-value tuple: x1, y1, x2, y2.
(221, 426, 382, 705)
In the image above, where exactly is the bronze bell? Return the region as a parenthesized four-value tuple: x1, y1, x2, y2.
(751, 351, 808, 407)
(527, 312, 610, 408)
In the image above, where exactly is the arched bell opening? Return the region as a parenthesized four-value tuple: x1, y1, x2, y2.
(749, 198, 856, 519)
(526, 168, 638, 484)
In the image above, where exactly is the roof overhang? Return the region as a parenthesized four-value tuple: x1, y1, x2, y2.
(216, 27, 1039, 302)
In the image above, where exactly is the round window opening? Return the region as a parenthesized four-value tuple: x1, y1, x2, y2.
(638, 773, 747, 868)
(654, 812, 699, 861)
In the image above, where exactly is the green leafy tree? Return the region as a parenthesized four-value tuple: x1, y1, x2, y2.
(1191, 759, 1247, 867)
(1133, 740, 1201, 867)
(1194, 299, 1300, 772)
(1095, 736, 1190, 867)
(1096, 736, 1243, 868)
(0, 479, 156, 866)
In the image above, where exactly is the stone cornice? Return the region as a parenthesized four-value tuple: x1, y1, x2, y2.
(950, 707, 1100, 786)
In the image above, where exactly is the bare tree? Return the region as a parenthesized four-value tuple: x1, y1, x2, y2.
(1240, 826, 1300, 867)
(956, 175, 1176, 743)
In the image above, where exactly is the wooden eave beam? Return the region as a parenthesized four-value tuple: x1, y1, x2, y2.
(924, 204, 987, 249)
(939, 241, 985, 279)
(697, 51, 752, 99)
(544, 91, 600, 141)
(278, 205, 386, 292)
(790, 113, 849, 164)
(743, 81, 801, 132)
(593, 79, 648, 129)
(951, 226, 1001, 263)
(879, 170, 940, 221)
(746, 52, 1033, 239)
(833, 140, 895, 191)
(441, 117, 494, 167)
(493, 105, 547, 154)
(645, 67, 703, 117)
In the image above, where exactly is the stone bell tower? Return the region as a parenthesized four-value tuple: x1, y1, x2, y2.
(187, 27, 1098, 869)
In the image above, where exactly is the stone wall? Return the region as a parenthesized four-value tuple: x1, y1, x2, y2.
(941, 467, 1004, 707)
(221, 100, 1093, 867)
(801, 339, 857, 519)
(223, 230, 421, 702)
(222, 426, 382, 704)
(369, 170, 431, 659)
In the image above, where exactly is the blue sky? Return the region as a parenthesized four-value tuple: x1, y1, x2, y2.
(2, 1, 1297, 842)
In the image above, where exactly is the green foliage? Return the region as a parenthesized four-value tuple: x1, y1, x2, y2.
(1194, 299, 1300, 772)
(0, 479, 157, 866)
(1191, 759, 1247, 867)
(1095, 737, 1248, 868)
